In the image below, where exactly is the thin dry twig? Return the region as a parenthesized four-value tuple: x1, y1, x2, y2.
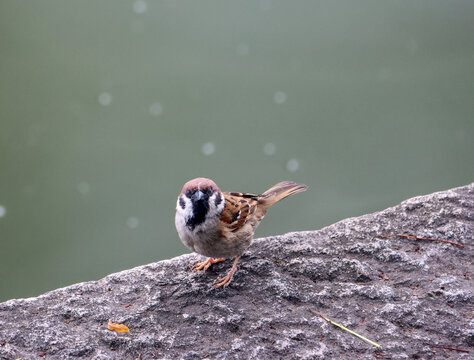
(423, 342, 469, 353)
(377, 234, 464, 248)
(309, 309, 381, 348)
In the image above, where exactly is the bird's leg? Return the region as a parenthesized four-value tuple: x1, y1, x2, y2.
(214, 256, 240, 288)
(192, 257, 223, 272)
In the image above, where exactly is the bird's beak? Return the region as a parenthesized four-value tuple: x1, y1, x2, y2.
(191, 190, 205, 202)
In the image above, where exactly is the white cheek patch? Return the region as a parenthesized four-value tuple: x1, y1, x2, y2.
(176, 192, 224, 233)
(176, 196, 193, 219)
(208, 192, 225, 216)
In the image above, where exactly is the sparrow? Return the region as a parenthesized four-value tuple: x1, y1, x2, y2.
(175, 178, 307, 288)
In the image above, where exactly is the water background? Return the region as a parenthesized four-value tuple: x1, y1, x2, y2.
(1, 0, 473, 302)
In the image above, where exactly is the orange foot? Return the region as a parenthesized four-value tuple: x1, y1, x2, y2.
(192, 257, 223, 272)
(214, 256, 240, 288)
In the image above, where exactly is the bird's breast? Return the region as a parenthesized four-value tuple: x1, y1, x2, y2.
(175, 213, 251, 258)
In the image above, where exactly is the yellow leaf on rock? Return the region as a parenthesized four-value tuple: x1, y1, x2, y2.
(107, 320, 130, 333)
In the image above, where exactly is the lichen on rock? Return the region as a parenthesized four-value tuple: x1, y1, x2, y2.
(0, 184, 473, 359)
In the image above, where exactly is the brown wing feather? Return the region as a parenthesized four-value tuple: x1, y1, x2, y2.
(220, 193, 259, 232)
(220, 182, 306, 233)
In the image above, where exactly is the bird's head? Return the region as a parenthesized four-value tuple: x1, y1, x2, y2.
(176, 178, 224, 230)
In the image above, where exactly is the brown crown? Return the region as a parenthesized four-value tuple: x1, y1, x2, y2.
(180, 177, 221, 195)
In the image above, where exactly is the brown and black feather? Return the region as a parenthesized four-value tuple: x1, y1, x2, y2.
(219, 181, 307, 234)
(220, 193, 259, 232)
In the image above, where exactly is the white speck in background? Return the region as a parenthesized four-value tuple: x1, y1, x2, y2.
(274, 91, 286, 105)
(126, 217, 139, 229)
(236, 42, 249, 57)
(133, 0, 147, 14)
(201, 142, 215, 156)
(77, 182, 90, 195)
(98, 92, 112, 106)
(286, 159, 299, 172)
(149, 102, 163, 116)
(0, 205, 6, 218)
(263, 143, 276, 155)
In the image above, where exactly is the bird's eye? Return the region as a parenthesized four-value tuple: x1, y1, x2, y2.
(179, 197, 186, 209)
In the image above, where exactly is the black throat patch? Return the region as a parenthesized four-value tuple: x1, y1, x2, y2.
(186, 190, 211, 230)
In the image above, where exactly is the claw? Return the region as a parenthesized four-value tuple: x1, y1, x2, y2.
(214, 256, 240, 288)
(192, 257, 223, 272)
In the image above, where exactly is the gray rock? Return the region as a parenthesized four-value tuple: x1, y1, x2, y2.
(1, 184, 473, 360)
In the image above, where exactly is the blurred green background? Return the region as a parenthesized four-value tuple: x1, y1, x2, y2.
(1, 0, 473, 302)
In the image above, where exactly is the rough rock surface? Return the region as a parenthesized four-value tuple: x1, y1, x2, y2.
(1, 184, 473, 360)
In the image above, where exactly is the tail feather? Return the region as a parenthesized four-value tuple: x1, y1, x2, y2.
(259, 181, 307, 208)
